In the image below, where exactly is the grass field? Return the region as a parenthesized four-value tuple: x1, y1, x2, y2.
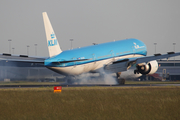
(0, 86, 180, 120)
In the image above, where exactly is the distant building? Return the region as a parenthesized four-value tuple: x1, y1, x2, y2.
(0, 58, 179, 81)
(134, 60, 180, 81)
(0, 60, 63, 81)
(156, 60, 180, 81)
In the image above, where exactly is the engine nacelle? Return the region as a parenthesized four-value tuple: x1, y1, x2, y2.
(135, 60, 158, 75)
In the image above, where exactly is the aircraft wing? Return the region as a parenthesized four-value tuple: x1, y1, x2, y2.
(0, 54, 45, 63)
(104, 52, 180, 73)
(135, 52, 180, 64)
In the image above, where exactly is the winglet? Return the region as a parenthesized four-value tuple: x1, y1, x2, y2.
(42, 12, 62, 57)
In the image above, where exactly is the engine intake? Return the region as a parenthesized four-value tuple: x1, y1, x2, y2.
(135, 60, 158, 75)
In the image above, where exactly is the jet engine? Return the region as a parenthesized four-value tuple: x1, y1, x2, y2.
(134, 60, 158, 75)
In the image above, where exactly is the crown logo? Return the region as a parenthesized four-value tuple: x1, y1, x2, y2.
(51, 32, 55, 39)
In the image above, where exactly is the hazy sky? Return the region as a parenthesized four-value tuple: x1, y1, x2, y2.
(0, 0, 180, 59)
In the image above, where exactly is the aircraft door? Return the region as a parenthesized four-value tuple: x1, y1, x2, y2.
(92, 54, 96, 62)
(110, 50, 114, 57)
(132, 46, 136, 56)
(110, 50, 115, 61)
(72, 57, 76, 67)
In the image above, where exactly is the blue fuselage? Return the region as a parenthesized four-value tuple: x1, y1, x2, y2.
(44, 38, 147, 68)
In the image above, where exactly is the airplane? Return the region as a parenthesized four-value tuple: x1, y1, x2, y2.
(1, 12, 180, 84)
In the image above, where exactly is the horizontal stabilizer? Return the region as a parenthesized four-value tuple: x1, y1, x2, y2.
(0, 54, 45, 64)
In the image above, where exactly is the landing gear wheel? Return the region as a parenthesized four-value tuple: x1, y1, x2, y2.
(134, 70, 139, 74)
(117, 78, 125, 85)
(65, 76, 75, 84)
(116, 72, 125, 85)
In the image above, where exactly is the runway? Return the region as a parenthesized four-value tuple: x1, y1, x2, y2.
(1, 83, 180, 88)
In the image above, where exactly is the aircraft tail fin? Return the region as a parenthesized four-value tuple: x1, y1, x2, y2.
(42, 12, 62, 57)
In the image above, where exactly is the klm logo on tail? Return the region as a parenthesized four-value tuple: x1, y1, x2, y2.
(48, 33, 57, 46)
(48, 39, 57, 46)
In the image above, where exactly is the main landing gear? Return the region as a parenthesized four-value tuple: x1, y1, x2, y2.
(64, 76, 76, 84)
(116, 72, 125, 85)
